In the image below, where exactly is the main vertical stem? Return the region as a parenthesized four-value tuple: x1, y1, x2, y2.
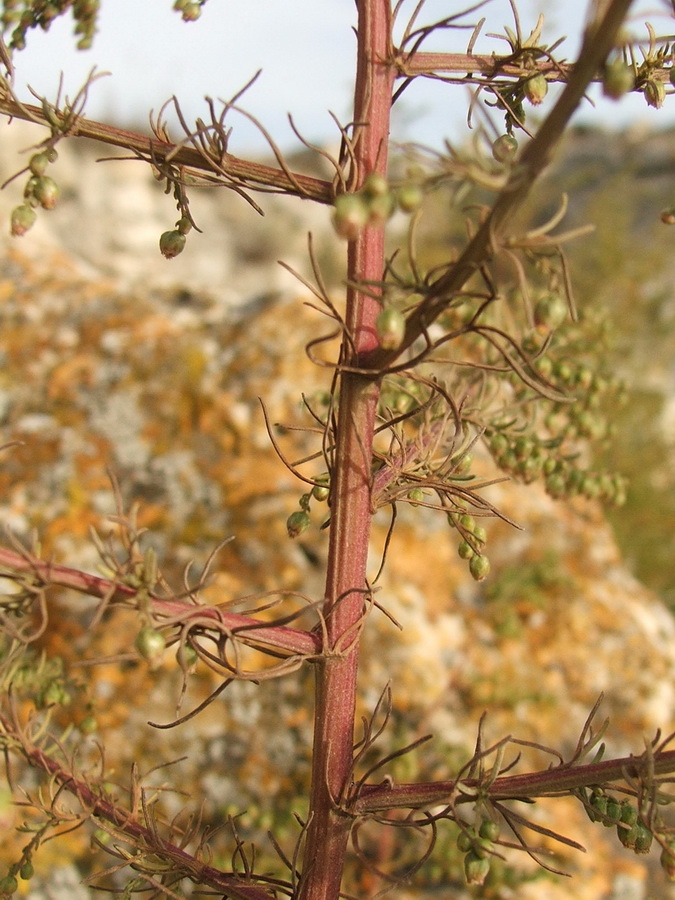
(297, 3, 394, 900)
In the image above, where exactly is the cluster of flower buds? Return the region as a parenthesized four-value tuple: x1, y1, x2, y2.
(586, 791, 653, 854)
(332, 172, 423, 241)
(173, 0, 205, 21)
(9, 147, 59, 237)
(457, 818, 499, 886)
(0, 855, 34, 898)
(159, 215, 192, 260)
(448, 507, 490, 582)
(487, 427, 626, 506)
(2, 0, 99, 51)
(286, 475, 330, 539)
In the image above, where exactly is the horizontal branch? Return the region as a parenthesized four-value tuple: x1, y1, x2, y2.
(397, 51, 573, 80)
(0, 94, 334, 204)
(353, 747, 675, 814)
(0, 546, 321, 657)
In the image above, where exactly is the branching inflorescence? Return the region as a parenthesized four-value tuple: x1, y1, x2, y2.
(1, 1, 675, 899)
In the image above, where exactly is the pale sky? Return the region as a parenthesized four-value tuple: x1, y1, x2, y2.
(6, 0, 675, 156)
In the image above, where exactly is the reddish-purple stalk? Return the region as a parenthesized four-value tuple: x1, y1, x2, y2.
(297, 3, 394, 899)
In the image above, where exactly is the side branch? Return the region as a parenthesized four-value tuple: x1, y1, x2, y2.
(0, 547, 320, 657)
(354, 748, 675, 814)
(0, 95, 333, 203)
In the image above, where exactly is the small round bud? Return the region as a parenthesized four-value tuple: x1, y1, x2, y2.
(644, 78, 665, 109)
(366, 191, 396, 225)
(633, 823, 653, 854)
(363, 172, 389, 197)
(395, 183, 423, 212)
(10, 204, 37, 236)
(463, 851, 490, 886)
(458, 540, 474, 560)
(602, 60, 635, 99)
(376, 307, 406, 351)
(479, 820, 500, 841)
(524, 73, 548, 105)
(332, 193, 369, 240)
(492, 133, 518, 162)
(660, 207, 675, 225)
(286, 510, 311, 538)
(33, 175, 59, 210)
(661, 842, 675, 880)
(159, 229, 186, 259)
(534, 293, 567, 331)
(311, 482, 330, 502)
(19, 861, 34, 881)
(0, 874, 18, 894)
(135, 626, 166, 668)
(456, 829, 474, 852)
(469, 554, 490, 581)
(29, 151, 50, 176)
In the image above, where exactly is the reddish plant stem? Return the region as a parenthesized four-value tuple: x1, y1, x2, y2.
(297, 3, 394, 900)
(0, 547, 320, 657)
(354, 748, 675, 814)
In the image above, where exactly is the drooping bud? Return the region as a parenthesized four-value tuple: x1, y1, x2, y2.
(376, 307, 406, 351)
(10, 204, 37, 236)
(33, 175, 59, 209)
(286, 510, 311, 538)
(29, 151, 51, 176)
(524, 73, 548, 105)
(135, 626, 167, 669)
(469, 554, 490, 581)
(463, 851, 490, 886)
(159, 229, 187, 259)
(534, 293, 567, 331)
(602, 60, 635, 100)
(332, 193, 369, 240)
(643, 78, 665, 109)
(492, 134, 519, 162)
(660, 207, 675, 225)
(396, 183, 423, 213)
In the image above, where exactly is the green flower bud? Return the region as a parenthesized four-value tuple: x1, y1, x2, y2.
(534, 293, 567, 331)
(407, 487, 425, 506)
(472, 525, 488, 544)
(633, 823, 653, 854)
(464, 851, 490, 885)
(619, 801, 638, 826)
(644, 78, 665, 109)
(367, 191, 396, 225)
(395, 183, 423, 213)
(10, 204, 37, 236)
(332, 192, 369, 240)
(602, 60, 635, 99)
(469, 554, 490, 581)
(479, 819, 500, 841)
(492, 133, 518, 162)
(456, 829, 474, 852)
(29, 151, 51, 176)
(617, 822, 639, 850)
(19, 861, 34, 881)
(159, 229, 186, 259)
(458, 540, 474, 560)
(524, 73, 548, 105)
(363, 172, 389, 198)
(376, 307, 406, 351)
(0, 873, 18, 894)
(311, 481, 330, 502)
(660, 842, 675, 880)
(286, 510, 311, 538)
(135, 626, 166, 667)
(605, 797, 622, 825)
(33, 175, 59, 210)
